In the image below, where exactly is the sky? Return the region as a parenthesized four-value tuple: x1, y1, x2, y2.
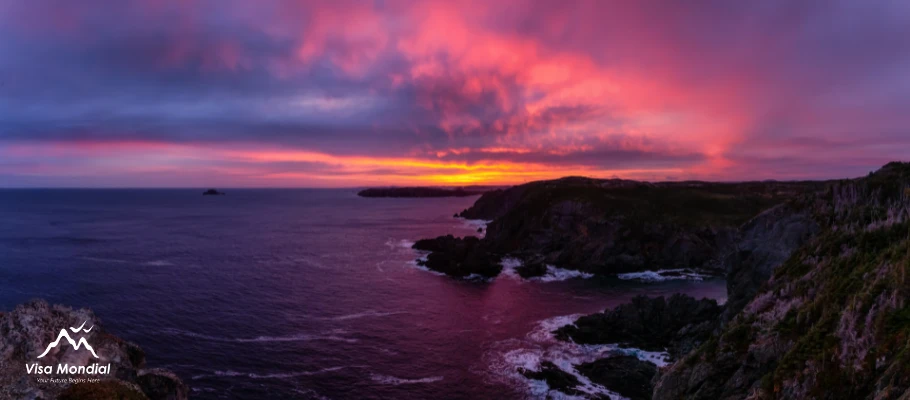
(1, 0, 909, 187)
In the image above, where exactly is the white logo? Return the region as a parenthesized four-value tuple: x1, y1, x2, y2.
(37, 321, 99, 359)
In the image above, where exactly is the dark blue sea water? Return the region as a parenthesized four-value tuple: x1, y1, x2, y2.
(0, 189, 726, 399)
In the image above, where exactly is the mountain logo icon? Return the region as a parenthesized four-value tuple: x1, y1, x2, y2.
(37, 321, 99, 359)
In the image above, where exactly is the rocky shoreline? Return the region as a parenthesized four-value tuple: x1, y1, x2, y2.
(415, 162, 910, 399)
(413, 177, 822, 280)
(0, 300, 187, 400)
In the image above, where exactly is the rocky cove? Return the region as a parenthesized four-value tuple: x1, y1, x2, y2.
(411, 162, 910, 399)
(2, 162, 907, 399)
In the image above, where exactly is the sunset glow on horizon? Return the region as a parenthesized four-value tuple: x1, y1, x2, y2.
(1, 0, 909, 187)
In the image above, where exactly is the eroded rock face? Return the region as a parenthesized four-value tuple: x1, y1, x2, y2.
(454, 177, 817, 277)
(412, 235, 503, 278)
(555, 294, 722, 360)
(721, 203, 819, 323)
(653, 162, 910, 400)
(0, 300, 187, 400)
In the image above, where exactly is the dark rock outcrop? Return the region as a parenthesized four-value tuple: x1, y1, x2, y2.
(458, 177, 819, 276)
(721, 203, 818, 323)
(0, 300, 187, 400)
(555, 294, 722, 360)
(653, 162, 910, 400)
(576, 356, 657, 400)
(412, 235, 502, 278)
(518, 361, 584, 396)
(202, 189, 224, 195)
(514, 260, 548, 279)
(137, 369, 189, 400)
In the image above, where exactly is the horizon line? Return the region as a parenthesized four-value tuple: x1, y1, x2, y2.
(0, 177, 846, 190)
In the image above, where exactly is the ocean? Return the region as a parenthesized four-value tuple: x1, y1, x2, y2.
(0, 189, 726, 399)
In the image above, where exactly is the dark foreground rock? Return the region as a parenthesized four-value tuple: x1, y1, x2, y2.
(555, 294, 722, 360)
(357, 187, 485, 198)
(0, 300, 187, 400)
(412, 235, 502, 278)
(576, 356, 656, 400)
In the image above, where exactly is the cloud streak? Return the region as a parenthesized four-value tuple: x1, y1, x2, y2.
(1, 0, 908, 186)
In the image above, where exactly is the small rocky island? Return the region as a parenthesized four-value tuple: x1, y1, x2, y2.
(0, 300, 187, 400)
(202, 189, 225, 195)
(357, 186, 489, 198)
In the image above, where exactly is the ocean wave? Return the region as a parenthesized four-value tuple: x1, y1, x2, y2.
(464, 273, 493, 282)
(329, 310, 407, 321)
(385, 238, 416, 250)
(79, 256, 129, 264)
(612, 347, 670, 367)
(616, 269, 708, 282)
(143, 260, 174, 267)
(193, 366, 347, 380)
(370, 373, 443, 385)
(292, 388, 332, 400)
(499, 257, 523, 279)
(163, 328, 359, 344)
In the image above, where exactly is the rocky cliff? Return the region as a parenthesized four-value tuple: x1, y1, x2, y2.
(0, 300, 187, 400)
(501, 162, 910, 399)
(430, 177, 820, 279)
(653, 162, 910, 399)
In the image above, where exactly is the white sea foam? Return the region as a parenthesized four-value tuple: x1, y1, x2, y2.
(499, 257, 523, 279)
(385, 238, 416, 250)
(499, 258, 595, 282)
(143, 260, 174, 267)
(461, 219, 492, 237)
(370, 373, 443, 385)
(291, 388, 332, 400)
(616, 269, 709, 282)
(531, 266, 595, 282)
(329, 310, 407, 321)
(485, 313, 673, 399)
(80, 256, 129, 264)
(613, 347, 671, 367)
(529, 314, 583, 341)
